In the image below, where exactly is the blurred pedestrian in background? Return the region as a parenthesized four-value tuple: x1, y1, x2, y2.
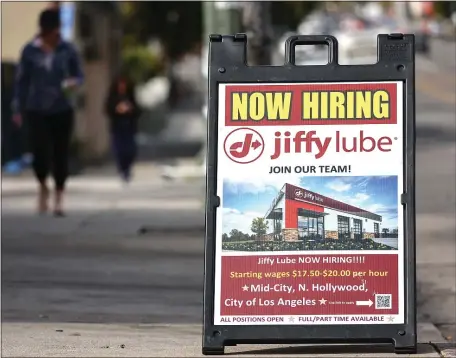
(105, 74, 141, 184)
(11, 8, 84, 217)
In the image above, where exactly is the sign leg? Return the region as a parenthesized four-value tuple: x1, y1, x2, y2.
(394, 346, 418, 355)
(203, 329, 225, 355)
(394, 334, 417, 354)
(202, 346, 225, 355)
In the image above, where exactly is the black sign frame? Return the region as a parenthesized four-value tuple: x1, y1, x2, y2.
(203, 34, 416, 355)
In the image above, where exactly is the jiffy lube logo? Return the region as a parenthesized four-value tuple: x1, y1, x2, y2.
(223, 128, 265, 164)
(224, 128, 397, 163)
(295, 188, 324, 204)
(269, 130, 396, 160)
(222, 83, 399, 162)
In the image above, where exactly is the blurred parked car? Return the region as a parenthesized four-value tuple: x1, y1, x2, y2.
(297, 11, 341, 36)
(270, 11, 341, 66)
(335, 30, 379, 65)
(274, 10, 432, 67)
(334, 14, 380, 65)
(272, 30, 331, 66)
(372, 16, 430, 54)
(336, 14, 432, 64)
(295, 48, 329, 66)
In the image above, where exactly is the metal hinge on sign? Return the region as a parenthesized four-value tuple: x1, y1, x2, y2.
(400, 193, 407, 205)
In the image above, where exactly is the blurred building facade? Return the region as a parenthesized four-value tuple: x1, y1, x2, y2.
(1, 1, 122, 161)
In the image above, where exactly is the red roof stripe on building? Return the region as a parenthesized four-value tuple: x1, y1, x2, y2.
(284, 183, 382, 222)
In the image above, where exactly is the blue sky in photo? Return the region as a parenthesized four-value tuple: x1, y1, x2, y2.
(222, 176, 399, 233)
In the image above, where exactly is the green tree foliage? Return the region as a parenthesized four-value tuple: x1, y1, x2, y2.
(222, 229, 254, 242)
(230, 229, 242, 241)
(120, 1, 318, 62)
(121, 46, 164, 84)
(434, 1, 455, 17)
(120, 1, 202, 60)
(270, 1, 318, 30)
(251, 218, 269, 236)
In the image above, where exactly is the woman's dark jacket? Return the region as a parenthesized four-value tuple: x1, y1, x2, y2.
(105, 90, 141, 133)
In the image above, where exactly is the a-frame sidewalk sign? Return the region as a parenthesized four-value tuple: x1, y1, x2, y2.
(203, 33, 416, 355)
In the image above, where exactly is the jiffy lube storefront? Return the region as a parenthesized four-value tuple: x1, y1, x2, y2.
(264, 183, 382, 242)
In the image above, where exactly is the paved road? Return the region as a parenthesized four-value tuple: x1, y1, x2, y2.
(429, 38, 456, 73)
(1, 47, 455, 354)
(414, 49, 456, 341)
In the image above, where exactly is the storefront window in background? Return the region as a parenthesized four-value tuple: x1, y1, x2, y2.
(337, 215, 350, 240)
(374, 222, 380, 238)
(317, 216, 324, 237)
(298, 214, 324, 240)
(298, 216, 309, 239)
(353, 218, 363, 241)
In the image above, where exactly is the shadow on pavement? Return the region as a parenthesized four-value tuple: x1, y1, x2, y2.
(137, 141, 202, 161)
(416, 124, 456, 148)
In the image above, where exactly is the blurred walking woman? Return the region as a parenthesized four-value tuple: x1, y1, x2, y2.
(12, 9, 84, 216)
(105, 74, 141, 183)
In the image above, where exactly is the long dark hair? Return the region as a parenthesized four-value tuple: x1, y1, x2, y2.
(107, 74, 136, 99)
(39, 8, 60, 35)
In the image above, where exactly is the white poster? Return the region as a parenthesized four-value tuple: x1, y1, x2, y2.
(213, 81, 405, 325)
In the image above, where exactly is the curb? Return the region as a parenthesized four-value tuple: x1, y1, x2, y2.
(435, 343, 456, 358)
(1, 322, 450, 357)
(420, 322, 447, 343)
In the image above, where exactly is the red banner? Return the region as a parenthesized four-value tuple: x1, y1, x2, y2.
(225, 83, 398, 126)
(220, 254, 398, 316)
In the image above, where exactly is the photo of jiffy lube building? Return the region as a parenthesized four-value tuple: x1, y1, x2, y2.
(264, 183, 382, 242)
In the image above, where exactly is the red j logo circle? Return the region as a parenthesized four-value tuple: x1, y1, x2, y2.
(223, 128, 265, 164)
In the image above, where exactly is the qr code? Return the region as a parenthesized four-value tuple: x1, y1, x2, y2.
(375, 294, 392, 309)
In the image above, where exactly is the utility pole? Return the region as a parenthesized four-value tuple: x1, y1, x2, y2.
(161, 2, 243, 181)
(241, 1, 273, 65)
(202, 2, 243, 100)
(203, 2, 243, 39)
(198, 2, 243, 174)
(201, 3, 243, 141)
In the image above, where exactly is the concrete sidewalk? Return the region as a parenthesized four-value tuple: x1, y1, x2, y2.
(2, 322, 455, 357)
(1, 161, 205, 236)
(2, 164, 454, 357)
